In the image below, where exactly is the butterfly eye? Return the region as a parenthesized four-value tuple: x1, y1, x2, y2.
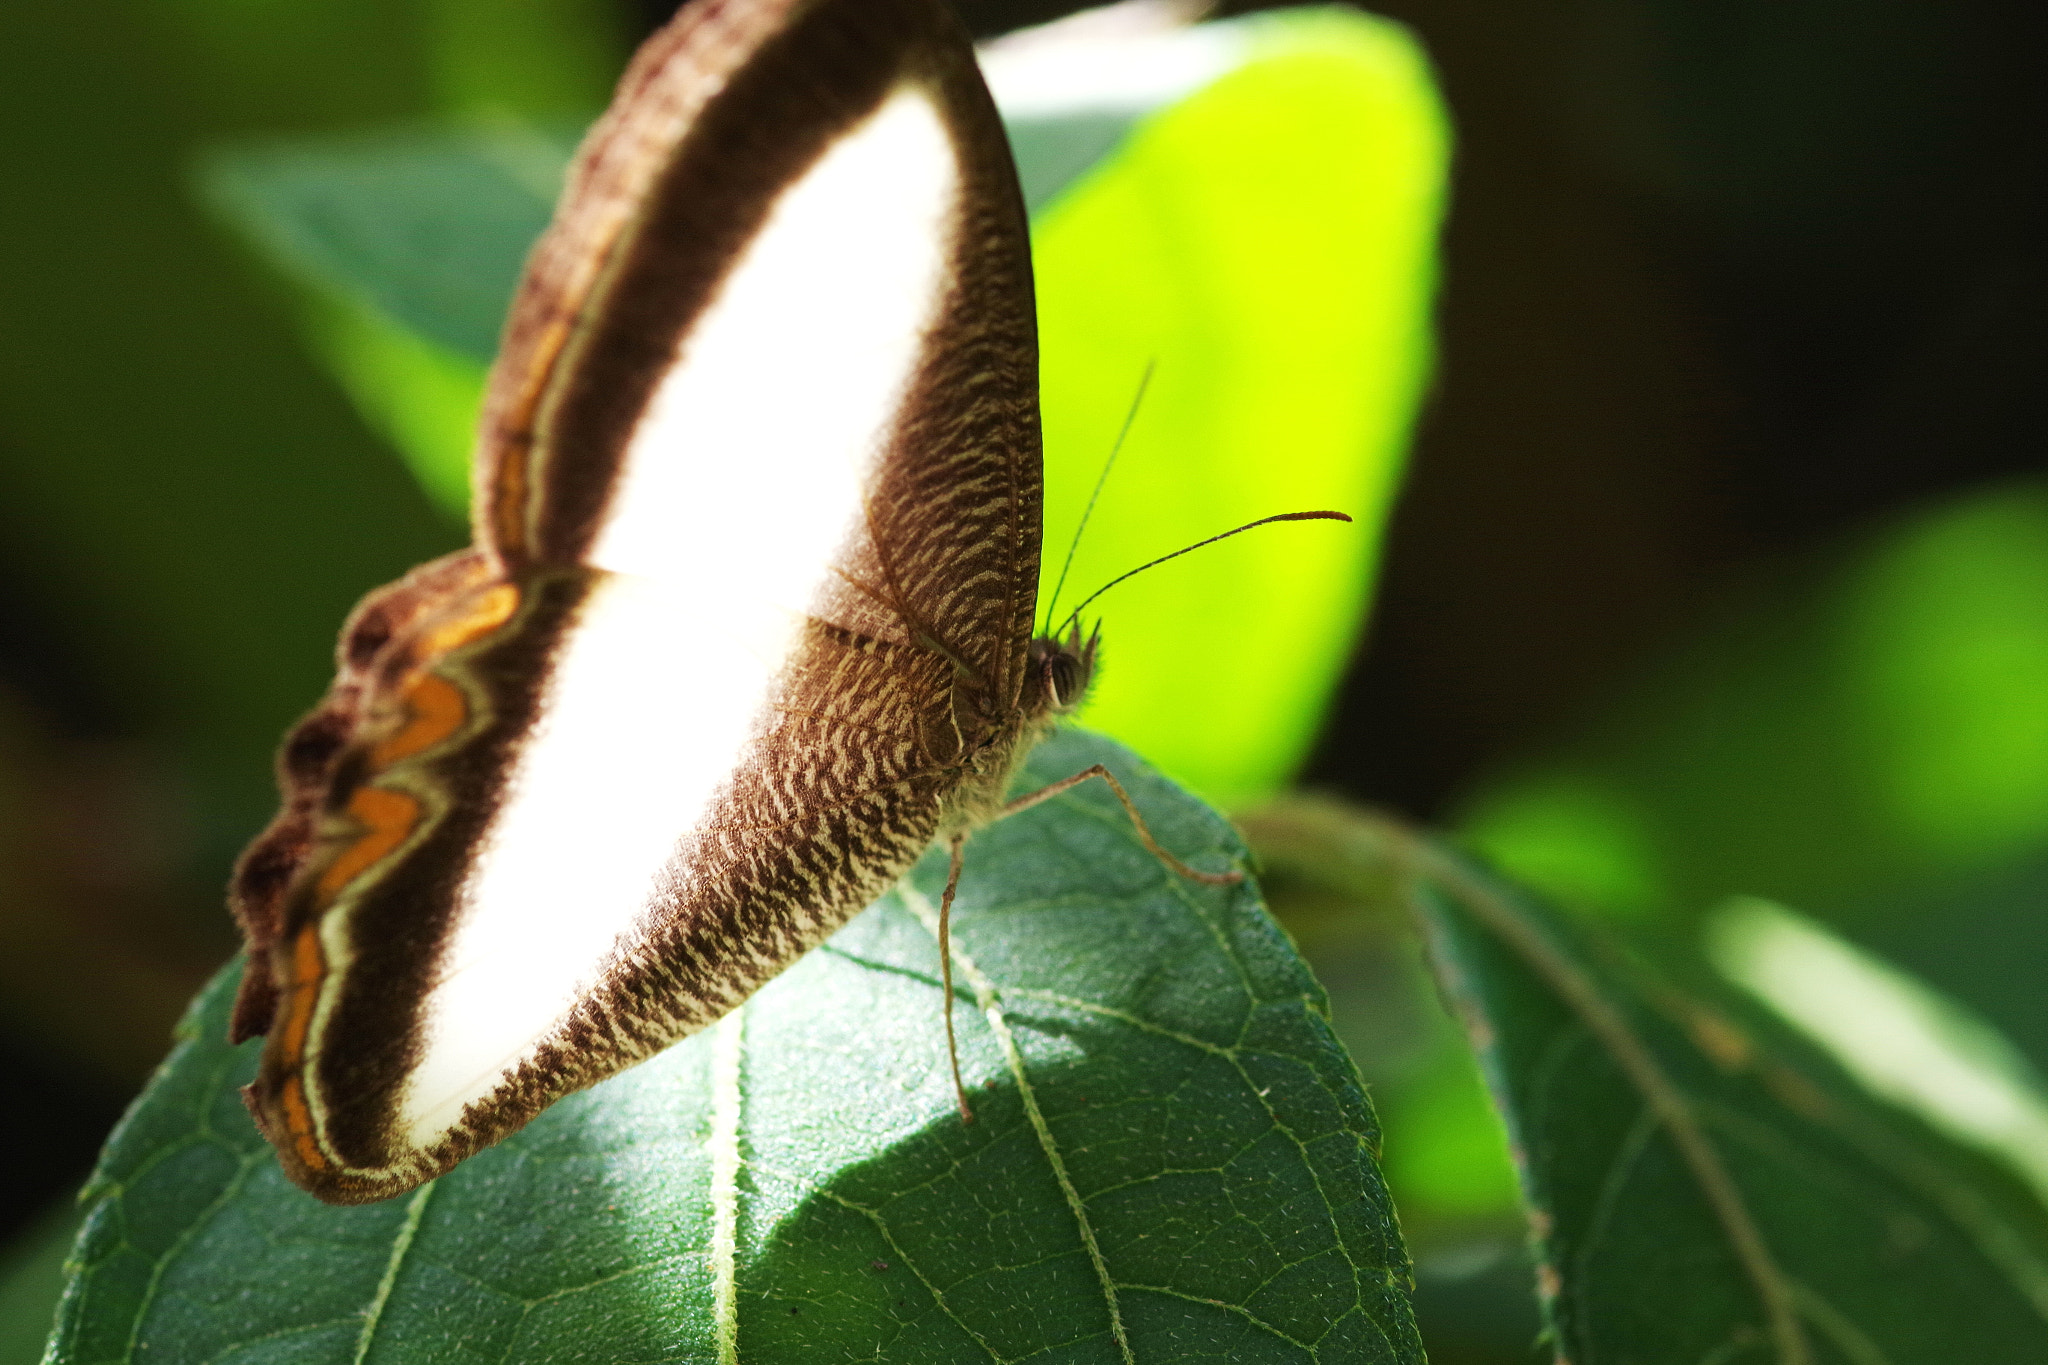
(1046, 652, 1084, 709)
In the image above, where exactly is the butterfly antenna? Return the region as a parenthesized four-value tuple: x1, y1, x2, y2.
(1055, 510, 1353, 638)
(1042, 360, 1156, 634)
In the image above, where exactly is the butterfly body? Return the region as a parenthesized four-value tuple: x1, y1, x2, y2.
(229, 0, 1091, 1204)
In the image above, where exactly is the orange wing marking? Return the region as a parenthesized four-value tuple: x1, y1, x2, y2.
(317, 787, 424, 900)
(419, 583, 519, 658)
(279, 923, 325, 1057)
(280, 1078, 328, 1174)
(273, 582, 518, 1178)
(275, 924, 332, 1172)
(491, 325, 576, 554)
(370, 674, 468, 768)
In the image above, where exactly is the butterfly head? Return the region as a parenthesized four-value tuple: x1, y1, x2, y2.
(1029, 619, 1099, 716)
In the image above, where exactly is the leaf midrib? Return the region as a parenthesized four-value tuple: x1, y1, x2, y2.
(901, 882, 1137, 1365)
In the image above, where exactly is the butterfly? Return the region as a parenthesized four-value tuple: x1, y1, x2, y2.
(225, 0, 1286, 1206)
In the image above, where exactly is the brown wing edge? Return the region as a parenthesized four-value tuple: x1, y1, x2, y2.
(266, 616, 971, 1206)
(823, 8, 1043, 730)
(479, 0, 1040, 604)
(241, 568, 598, 1204)
(471, 0, 807, 564)
(227, 548, 501, 1044)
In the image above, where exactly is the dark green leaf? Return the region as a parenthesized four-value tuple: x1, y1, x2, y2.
(202, 126, 574, 363)
(1238, 797, 1525, 1242)
(1857, 853, 2048, 1073)
(49, 731, 1420, 1364)
(1414, 846, 2048, 1364)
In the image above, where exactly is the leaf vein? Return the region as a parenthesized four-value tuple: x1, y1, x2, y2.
(708, 1007, 745, 1365)
(902, 883, 1136, 1365)
(1413, 845, 1815, 1365)
(350, 1178, 436, 1364)
(1115, 1282, 1319, 1352)
(195, 1316, 369, 1365)
(1000, 988, 1235, 1057)
(1790, 1279, 1897, 1365)
(116, 1146, 267, 1364)
(746, 1158, 1007, 1362)
(1227, 1054, 1373, 1320)
(1573, 1102, 1659, 1289)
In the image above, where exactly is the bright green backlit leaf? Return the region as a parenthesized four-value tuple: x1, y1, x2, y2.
(46, 732, 1421, 1365)
(1032, 8, 1447, 809)
(304, 298, 486, 518)
(202, 123, 574, 362)
(200, 124, 566, 513)
(1459, 776, 1665, 923)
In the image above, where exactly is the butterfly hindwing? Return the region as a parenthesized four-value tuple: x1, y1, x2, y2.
(233, 0, 1043, 1203)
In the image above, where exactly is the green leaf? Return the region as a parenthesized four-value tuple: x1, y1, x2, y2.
(48, 731, 1421, 1364)
(1029, 8, 1447, 810)
(1236, 797, 1525, 1240)
(0, 0, 462, 844)
(147, 0, 623, 132)
(1414, 846, 2048, 1364)
(199, 123, 566, 519)
(414, 0, 626, 121)
(1451, 478, 2048, 1117)
(1708, 899, 2048, 1214)
(203, 124, 572, 364)
(1854, 854, 2048, 1080)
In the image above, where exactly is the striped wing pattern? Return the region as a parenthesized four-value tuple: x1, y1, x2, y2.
(229, 0, 1047, 1203)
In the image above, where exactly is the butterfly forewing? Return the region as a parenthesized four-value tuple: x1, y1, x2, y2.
(235, 0, 1043, 1203)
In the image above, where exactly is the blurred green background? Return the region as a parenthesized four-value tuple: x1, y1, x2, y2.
(1, 1, 2044, 1362)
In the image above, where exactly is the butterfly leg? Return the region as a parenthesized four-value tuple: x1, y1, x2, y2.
(938, 831, 976, 1124)
(1002, 764, 1244, 886)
